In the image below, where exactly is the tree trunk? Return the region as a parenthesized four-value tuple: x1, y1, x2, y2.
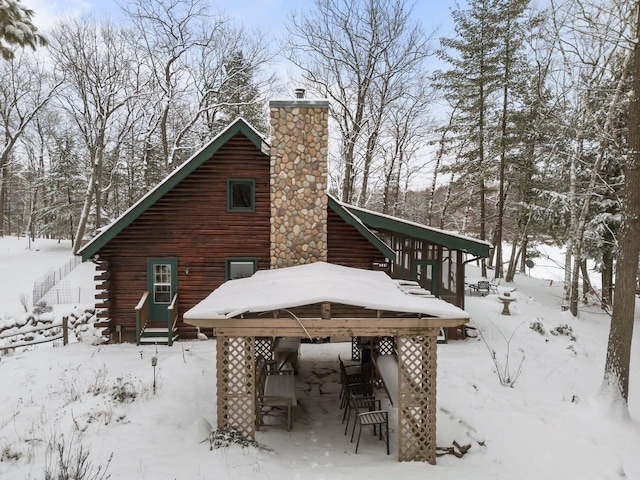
(601, 246, 614, 309)
(570, 50, 633, 316)
(603, 1, 640, 404)
(0, 164, 6, 237)
(73, 165, 97, 255)
(580, 259, 591, 303)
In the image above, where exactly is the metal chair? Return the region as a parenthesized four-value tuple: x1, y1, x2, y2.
(338, 355, 367, 409)
(350, 395, 389, 455)
(476, 280, 490, 296)
(344, 392, 379, 435)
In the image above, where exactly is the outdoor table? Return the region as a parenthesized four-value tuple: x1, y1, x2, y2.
(274, 337, 301, 373)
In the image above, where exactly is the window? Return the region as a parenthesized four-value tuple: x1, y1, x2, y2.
(154, 264, 172, 304)
(226, 258, 257, 280)
(227, 179, 255, 212)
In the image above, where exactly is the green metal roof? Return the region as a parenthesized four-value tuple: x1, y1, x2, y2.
(343, 204, 492, 258)
(79, 118, 266, 261)
(327, 195, 395, 260)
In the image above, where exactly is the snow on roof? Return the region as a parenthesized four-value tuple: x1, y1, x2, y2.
(183, 261, 469, 320)
(342, 201, 494, 249)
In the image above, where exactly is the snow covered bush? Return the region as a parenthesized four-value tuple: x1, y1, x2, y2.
(33, 300, 53, 315)
(208, 426, 268, 451)
(529, 320, 545, 336)
(550, 324, 577, 341)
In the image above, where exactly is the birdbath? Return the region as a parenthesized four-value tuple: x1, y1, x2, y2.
(498, 292, 516, 315)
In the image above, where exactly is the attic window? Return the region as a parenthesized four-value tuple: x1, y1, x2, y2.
(227, 179, 255, 212)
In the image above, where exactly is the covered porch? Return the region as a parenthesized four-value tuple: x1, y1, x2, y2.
(183, 262, 469, 463)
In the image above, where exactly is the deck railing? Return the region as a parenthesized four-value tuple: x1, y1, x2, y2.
(135, 291, 149, 346)
(167, 293, 178, 346)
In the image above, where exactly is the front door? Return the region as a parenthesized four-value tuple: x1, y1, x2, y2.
(411, 259, 439, 296)
(147, 258, 177, 322)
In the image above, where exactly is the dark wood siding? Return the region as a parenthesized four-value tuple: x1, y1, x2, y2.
(327, 209, 389, 271)
(98, 133, 270, 338)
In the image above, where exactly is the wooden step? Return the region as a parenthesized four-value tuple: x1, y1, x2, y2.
(140, 332, 179, 345)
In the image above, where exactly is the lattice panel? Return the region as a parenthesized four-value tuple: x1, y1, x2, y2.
(351, 336, 360, 361)
(397, 335, 437, 464)
(377, 336, 396, 356)
(216, 336, 256, 439)
(255, 337, 273, 361)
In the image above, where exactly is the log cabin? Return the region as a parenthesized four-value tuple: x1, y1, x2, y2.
(78, 96, 491, 345)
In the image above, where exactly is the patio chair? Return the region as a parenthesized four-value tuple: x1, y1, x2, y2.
(338, 356, 367, 409)
(475, 280, 490, 296)
(350, 394, 389, 455)
(344, 393, 380, 435)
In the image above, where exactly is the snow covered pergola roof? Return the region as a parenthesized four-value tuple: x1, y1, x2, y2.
(183, 262, 469, 337)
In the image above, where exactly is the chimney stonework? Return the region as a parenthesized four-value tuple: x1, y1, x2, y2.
(269, 99, 330, 268)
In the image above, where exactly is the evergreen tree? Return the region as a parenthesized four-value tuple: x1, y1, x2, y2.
(435, 0, 503, 276)
(0, 0, 47, 60)
(208, 50, 267, 134)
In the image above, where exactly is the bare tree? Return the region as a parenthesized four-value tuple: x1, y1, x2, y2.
(0, 51, 59, 237)
(551, 0, 634, 315)
(286, 0, 434, 205)
(49, 19, 137, 253)
(123, 0, 274, 179)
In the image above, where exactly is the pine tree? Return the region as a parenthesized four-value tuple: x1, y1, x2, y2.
(208, 50, 267, 135)
(435, 0, 503, 276)
(0, 0, 47, 60)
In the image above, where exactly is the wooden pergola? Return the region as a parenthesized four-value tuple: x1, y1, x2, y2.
(183, 263, 468, 463)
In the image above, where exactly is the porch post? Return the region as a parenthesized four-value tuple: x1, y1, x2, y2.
(216, 336, 257, 439)
(397, 332, 438, 463)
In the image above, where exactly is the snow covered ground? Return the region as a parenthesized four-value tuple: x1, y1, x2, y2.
(0, 236, 639, 479)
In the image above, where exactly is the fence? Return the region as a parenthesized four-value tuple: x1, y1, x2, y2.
(33, 256, 82, 305)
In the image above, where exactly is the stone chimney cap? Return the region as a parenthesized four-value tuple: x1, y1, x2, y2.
(295, 88, 306, 98)
(270, 98, 330, 108)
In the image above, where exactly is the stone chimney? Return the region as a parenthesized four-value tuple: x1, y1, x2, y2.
(269, 96, 330, 268)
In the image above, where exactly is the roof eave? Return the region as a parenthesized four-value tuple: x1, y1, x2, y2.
(79, 118, 266, 261)
(344, 205, 491, 257)
(327, 195, 395, 260)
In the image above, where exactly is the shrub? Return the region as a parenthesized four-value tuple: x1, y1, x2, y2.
(550, 324, 577, 341)
(44, 434, 112, 480)
(209, 426, 269, 451)
(110, 378, 137, 403)
(1, 444, 23, 462)
(529, 321, 545, 336)
(33, 301, 53, 316)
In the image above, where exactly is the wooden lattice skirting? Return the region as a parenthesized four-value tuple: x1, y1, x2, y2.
(397, 334, 437, 464)
(216, 336, 256, 439)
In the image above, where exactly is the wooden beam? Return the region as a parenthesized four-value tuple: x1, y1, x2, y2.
(211, 326, 442, 337)
(183, 316, 467, 337)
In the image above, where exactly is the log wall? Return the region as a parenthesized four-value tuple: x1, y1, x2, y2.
(96, 133, 391, 340)
(327, 209, 390, 271)
(99, 133, 271, 339)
